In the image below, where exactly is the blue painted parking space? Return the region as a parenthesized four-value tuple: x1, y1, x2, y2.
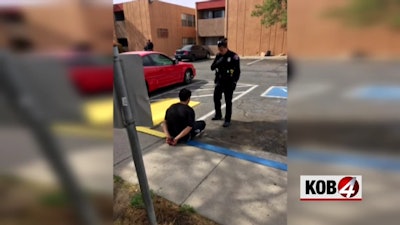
(187, 140, 287, 171)
(350, 86, 400, 100)
(289, 148, 400, 172)
(261, 86, 287, 99)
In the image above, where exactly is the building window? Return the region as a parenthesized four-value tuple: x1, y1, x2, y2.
(213, 10, 225, 18)
(200, 9, 225, 19)
(157, 28, 168, 38)
(181, 14, 195, 27)
(182, 37, 196, 45)
(204, 37, 223, 45)
(117, 38, 128, 47)
(114, 11, 125, 21)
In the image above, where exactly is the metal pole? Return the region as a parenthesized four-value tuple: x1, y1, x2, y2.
(0, 52, 100, 225)
(113, 46, 157, 225)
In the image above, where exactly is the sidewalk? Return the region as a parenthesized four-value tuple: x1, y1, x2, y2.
(114, 129, 287, 225)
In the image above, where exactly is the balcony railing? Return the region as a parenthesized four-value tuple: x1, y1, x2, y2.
(197, 18, 224, 37)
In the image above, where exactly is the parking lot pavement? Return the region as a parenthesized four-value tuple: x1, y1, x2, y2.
(111, 58, 288, 224)
(146, 59, 287, 156)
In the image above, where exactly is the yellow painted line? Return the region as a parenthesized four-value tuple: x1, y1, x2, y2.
(150, 98, 200, 126)
(137, 98, 199, 138)
(52, 124, 113, 139)
(136, 126, 166, 138)
(82, 97, 200, 141)
(53, 123, 166, 140)
(83, 98, 200, 127)
(83, 98, 113, 126)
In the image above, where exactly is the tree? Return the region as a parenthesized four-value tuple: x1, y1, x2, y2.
(325, 0, 400, 29)
(251, 0, 287, 30)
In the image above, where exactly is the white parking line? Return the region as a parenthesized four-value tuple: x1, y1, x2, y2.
(203, 83, 216, 86)
(151, 81, 252, 101)
(191, 91, 245, 98)
(197, 85, 259, 120)
(246, 58, 265, 66)
(191, 94, 214, 98)
(150, 81, 211, 100)
(192, 88, 216, 91)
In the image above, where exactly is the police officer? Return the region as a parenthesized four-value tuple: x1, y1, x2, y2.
(211, 38, 240, 127)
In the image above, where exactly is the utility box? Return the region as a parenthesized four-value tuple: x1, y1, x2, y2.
(114, 54, 152, 128)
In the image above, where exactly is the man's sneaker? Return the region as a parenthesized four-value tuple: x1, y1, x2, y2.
(211, 116, 223, 120)
(197, 129, 205, 138)
(223, 121, 230, 127)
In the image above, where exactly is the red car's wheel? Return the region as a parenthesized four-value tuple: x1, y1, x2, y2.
(183, 69, 193, 84)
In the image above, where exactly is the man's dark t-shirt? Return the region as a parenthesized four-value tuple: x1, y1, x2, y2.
(165, 103, 195, 141)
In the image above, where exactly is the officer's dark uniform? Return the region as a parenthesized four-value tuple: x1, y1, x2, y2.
(211, 48, 240, 125)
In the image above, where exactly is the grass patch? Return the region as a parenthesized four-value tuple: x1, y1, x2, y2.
(0, 175, 113, 225)
(179, 204, 196, 214)
(39, 192, 70, 207)
(114, 176, 219, 225)
(130, 190, 155, 209)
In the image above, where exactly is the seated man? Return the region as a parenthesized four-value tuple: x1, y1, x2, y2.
(162, 88, 206, 146)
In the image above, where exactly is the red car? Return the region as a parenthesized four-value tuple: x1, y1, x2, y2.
(27, 51, 114, 95)
(121, 51, 196, 93)
(68, 55, 113, 95)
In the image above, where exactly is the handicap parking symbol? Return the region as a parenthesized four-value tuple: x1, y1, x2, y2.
(348, 86, 400, 101)
(261, 86, 287, 99)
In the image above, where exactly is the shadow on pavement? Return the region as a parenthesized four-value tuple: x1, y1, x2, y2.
(149, 80, 209, 100)
(198, 119, 287, 156)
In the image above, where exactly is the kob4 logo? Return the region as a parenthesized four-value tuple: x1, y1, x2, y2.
(300, 175, 362, 201)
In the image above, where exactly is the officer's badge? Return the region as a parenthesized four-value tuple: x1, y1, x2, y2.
(227, 57, 231, 62)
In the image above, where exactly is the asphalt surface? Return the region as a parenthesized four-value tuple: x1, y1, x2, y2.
(113, 57, 288, 225)
(148, 58, 288, 156)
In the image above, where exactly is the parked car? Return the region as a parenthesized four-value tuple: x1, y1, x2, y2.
(175, 45, 211, 61)
(66, 54, 113, 95)
(32, 51, 113, 95)
(121, 51, 196, 93)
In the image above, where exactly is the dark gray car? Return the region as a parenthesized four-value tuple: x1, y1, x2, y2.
(175, 45, 211, 61)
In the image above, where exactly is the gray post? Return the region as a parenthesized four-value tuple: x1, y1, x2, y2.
(0, 52, 100, 225)
(113, 46, 157, 225)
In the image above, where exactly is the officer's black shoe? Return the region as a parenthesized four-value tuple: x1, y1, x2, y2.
(222, 121, 230, 127)
(211, 116, 223, 120)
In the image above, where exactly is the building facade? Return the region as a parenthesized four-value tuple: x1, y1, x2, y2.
(196, 0, 226, 54)
(289, 0, 400, 58)
(113, 0, 196, 57)
(196, 0, 287, 56)
(0, 1, 111, 54)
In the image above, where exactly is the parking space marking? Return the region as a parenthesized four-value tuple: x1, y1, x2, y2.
(344, 85, 400, 101)
(197, 85, 258, 120)
(188, 140, 287, 171)
(289, 148, 400, 172)
(136, 126, 166, 138)
(191, 91, 246, 99)
(52, 123, 112, 139)
(151, 82, 253, 101)
(190, 94, 214, 98)
(261, 86, 287, 99)
(84, 97, 113, 126)
(193, 88, 217, 91)
(150, 81, 209, 100)
(149, 98, 200, 126)
(246, 58, 265, 66)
